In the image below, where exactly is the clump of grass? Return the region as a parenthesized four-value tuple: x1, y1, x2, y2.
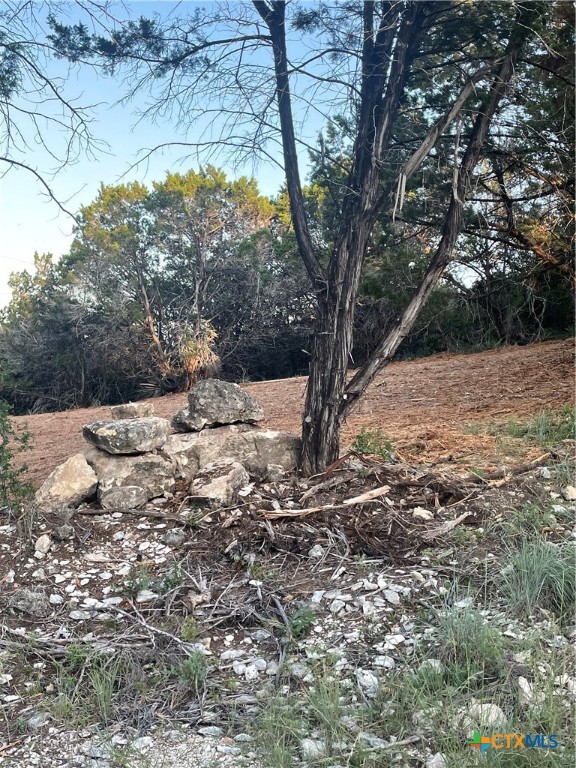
(434, 606, 507, 685)
(500, 540, 575, 625)
(489, 501, 569, 540)
(178, 651, 207, 692)
(252, 691, 306, 768)
(494, 405, 575, 449)
(351, 428, 394, 460)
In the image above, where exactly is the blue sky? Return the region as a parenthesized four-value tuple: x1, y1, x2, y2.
(0, 1, 329, 306)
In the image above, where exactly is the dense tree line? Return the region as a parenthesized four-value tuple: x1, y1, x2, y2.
(1, 161, 571, 415)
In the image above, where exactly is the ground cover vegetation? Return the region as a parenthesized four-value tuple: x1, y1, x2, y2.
(0, 1, 572, 474)
(0, 403, 574, 766)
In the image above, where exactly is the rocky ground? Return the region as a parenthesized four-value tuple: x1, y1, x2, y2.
(2, 342, 575, 768)
(1, 442, 575, 767)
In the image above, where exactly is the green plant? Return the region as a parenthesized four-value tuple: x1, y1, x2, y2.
(434, 606, 507, 685)
(178, 652, 207, 691)
(124, 566, 153, 598)
(252, 691, 306, 768)
(289, 606, 316, 640)
(351, 428, 394, 460)
(493, 405, 575, 449)
(500, 540, 575, 625)
(180, 616, 201, 642)
(0, 399, 33, 506)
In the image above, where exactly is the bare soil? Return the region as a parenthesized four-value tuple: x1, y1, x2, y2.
(12, 339, 575, 489)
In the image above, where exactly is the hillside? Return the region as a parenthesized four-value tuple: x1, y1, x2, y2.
(12, 338, 574, 488)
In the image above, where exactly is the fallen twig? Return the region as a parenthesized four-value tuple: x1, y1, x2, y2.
(263, 485, 391, 519)
(466, 453, 550, 484)
(420, 512, 471, 542)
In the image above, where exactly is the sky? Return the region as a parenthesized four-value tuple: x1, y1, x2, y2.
(0, 1, 327, 307)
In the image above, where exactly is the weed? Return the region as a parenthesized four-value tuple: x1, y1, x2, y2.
(351, 428, 394, 460)
(159, 563, 186, 594)
(500, 540, 575, 625)
(0, 399, 33, 506)
(180, 616, 202, 642)
(125, 566, 153, 598)
(433, 606, 507, 685)
(493, 405, 575, 450)
(178, 652, 207, 691)
(289, 606, 316, 639)
(252, 691, 306, 768)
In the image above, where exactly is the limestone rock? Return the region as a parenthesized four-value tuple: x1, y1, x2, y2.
(83, 417, 170, 455)
(34, 534, 52, 554)
(84, 451, 175, 501)
(100, 485, 148, 511)
(111, 402, 154, 420)
(35, 453, 97, 511)
(9, 588, 52, 617)
(466, 701, 507, 728)
(182, 379, 264, 431)
(190, 459, 250, 507)
(163, 426, 300, 480)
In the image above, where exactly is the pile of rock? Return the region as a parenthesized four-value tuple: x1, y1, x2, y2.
(35, 380, 301, 513)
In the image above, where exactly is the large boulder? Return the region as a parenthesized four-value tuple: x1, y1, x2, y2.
(162, 426, 301, 480)
(190, 459, 250, 508)
(35, 453, 97, 511)
(111, 402, 154, 420)
(83, 447, 175, 500)
(175, 379, 264, 431)
(83, 417, 170, 455)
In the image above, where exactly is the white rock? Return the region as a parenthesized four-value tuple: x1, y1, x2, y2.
(69, 610, 93, 620)
(35, 453, 97, 511)
(383, 589, 401, 606)
(308, 544, 325, 559)
(356, 669, 379, 698)
(466, 702, 507, 728)
(518, 676, 545, 706)
(419, 659, 444, 674)
(413, 506, 434, 520)
(132, 735, 154, 751)
(49, 594, 64, 605)
(300, 738, 326, 760)
(135, 589, 159, 603)
(34, 534, 52, 554)
(290, 662, 309, 679)
(426, 753, 447, 768)
(373, 655, 395, 670)
(330, 599, 346, 613)
(244, 664, 260, 681)
(198, 726, 224, 737)
(562, 485, 576, 501)
(232, 661, 247, 676)
(220, 649, 245, 661)
(537, 467, 551, 479)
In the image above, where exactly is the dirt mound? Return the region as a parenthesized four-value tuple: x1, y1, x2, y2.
(11, 339, 575, 488)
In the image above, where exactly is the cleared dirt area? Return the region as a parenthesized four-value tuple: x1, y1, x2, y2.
(11, 338, 575, 488)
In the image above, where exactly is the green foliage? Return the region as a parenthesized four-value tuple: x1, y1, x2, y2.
(289, 606, 316, 640)
(0, 399, 32, 505)
(497, 405, 575, 449)
(351, 428, 393, 460)
(500, 541, 575, 625)
(434, 607, 507, 685)
(178, 652, 207, 691)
